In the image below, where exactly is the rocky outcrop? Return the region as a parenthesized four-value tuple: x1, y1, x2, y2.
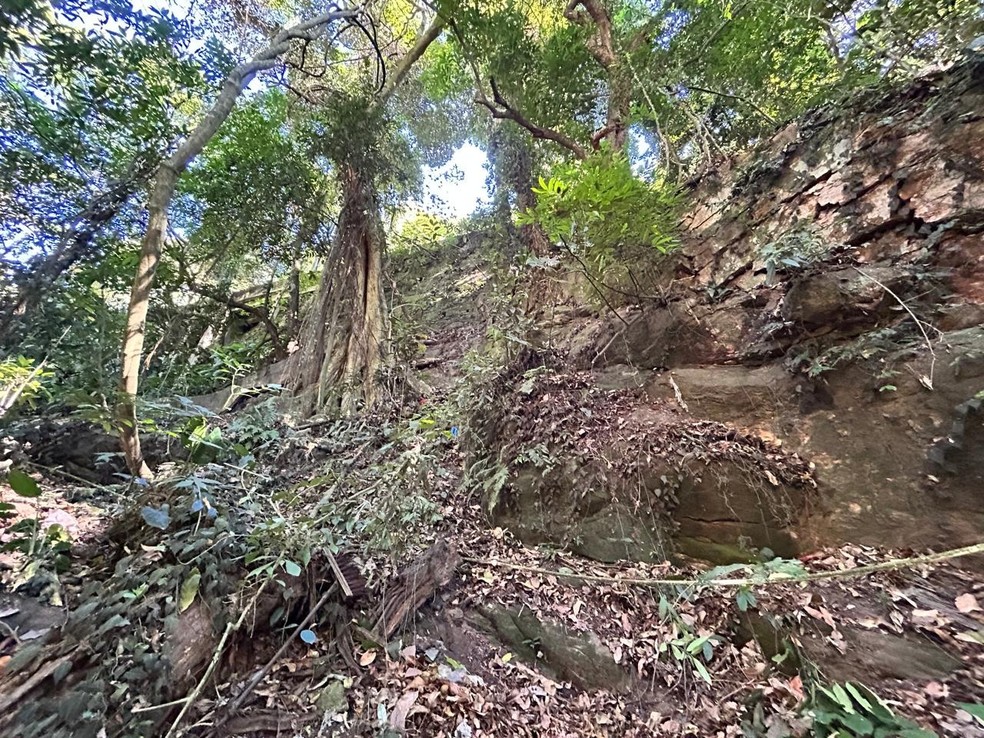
(486, 58, 984, 562)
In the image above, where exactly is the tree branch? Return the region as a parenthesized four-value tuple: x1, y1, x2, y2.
(117, 7, 357, 477)
(684, 84, 778, 125)
(474, 77, 588, 159)
(378, 15, 446, 105)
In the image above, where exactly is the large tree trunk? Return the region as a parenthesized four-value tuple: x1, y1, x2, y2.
(285, 16, 444, 418)
(287, 166, 387, 417)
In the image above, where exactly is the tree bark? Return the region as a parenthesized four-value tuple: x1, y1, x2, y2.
(116, 9, 355, 477)
(565, 0, 628, 150)
(286, 14, 445, 418)
(288, 166, 387, 416)
(288, 235, 303, 340)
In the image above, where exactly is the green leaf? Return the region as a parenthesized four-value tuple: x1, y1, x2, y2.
(839, 711, 874, 735)
(831, 683, 856, 713)
(851, 683, 895, 721)
(844, 682, 873, 713)
(686, 635, 711, 655)
(141, 505, 170, 530)
(693, 658, 712, 684)
(179, 567, 201, 613)
(736, 587, 757, 612)
(811, 709, 837, 726)
(283, 560, 302, 577)
(7, 469, 41, 498)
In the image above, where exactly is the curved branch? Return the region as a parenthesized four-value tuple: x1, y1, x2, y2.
(378, 15, 446, 105)
(176, 259, 287, 359)
(474, 77, 588, 160)
(116, 7, 358, 477)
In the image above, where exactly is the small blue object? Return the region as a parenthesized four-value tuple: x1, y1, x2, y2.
(299, 629, 317, 644)
(207, 506, 218, 519)
(190, 498, 204, 512)
(450, 426, 459, 438)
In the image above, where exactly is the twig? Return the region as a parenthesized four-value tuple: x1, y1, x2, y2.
(854, 267, 937, 390)
(326, 550, 353, 598)
(668, 375, 689, 413)
(0, 619, 20, 642)
(224, 583, 338, 716)
(559, 237, 631, 328)
(164, 578, 272, 738)
(131, 696, 197, 714)
(18, 459, 122, 494)
(463, 541, 984, 589)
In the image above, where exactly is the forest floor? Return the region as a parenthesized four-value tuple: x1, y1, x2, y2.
(2, 425, 983, 737)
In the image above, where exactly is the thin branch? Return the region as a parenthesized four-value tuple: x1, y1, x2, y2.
(479, 78, 588, 159)
(464, 541, 984, 590)
(854, 267, 938, 389)
(173, 254, 287, 358)
(225, 583, 339, 716)
(559, 236, 630, 327)
(378, 15, 446, 105)
(164, 579, 272, 738)
(684, 84, 778, 125)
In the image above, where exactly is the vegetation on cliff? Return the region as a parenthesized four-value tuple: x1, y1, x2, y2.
(1, 1, 983, 736)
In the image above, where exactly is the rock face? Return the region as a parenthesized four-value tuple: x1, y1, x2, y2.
(484, 59, 984, 561)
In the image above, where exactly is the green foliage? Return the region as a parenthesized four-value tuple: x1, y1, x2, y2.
(848, 0, 983, 78)
(790, 326, 916, 379)
(656, 594, 719, 684)
(1, 0, 206, 268)
(10, 257, 128, 400)
(0, 355, 52, 415)
(308, 91, 419, 200)
(757, 226, 832, 284)
(445, 0, 597, 139)
(6, 467, 41, 498)
(807, 681, 938, 738)
(176, 89, 331, 272)
(517, 151, 679, 258)
(152, 339, 261, 398)
(2, 468, 72, 576)
(390, 211, 459, 253)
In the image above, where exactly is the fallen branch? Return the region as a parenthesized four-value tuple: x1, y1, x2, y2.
(464, 541, 984, 590)
(164, 578, 272, 738)
(373, 540, 460, 638)
(224, 583, 338, 716)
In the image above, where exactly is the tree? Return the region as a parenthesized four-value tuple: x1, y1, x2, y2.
(117, 7, 358, 477)
(0, 0, 204, 336)
(285, 11, 447, 417)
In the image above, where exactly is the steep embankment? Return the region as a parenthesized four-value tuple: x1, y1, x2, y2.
(473, 58, 984, 564)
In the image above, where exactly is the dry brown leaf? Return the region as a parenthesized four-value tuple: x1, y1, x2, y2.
(389, 691, 420, 730)
(788, 674, 805, 701)
(359, 650, 378, 666)
(955, 593, 981, 613)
